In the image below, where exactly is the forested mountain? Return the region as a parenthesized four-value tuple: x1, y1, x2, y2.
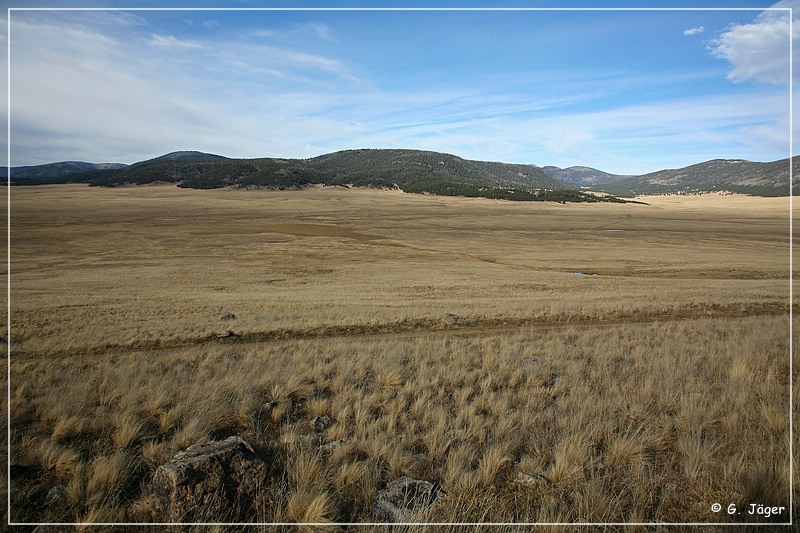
(600, 157, 799, 197)
(10, 148, 796, 201)
(3, 161, 128, 184)
(540, 165, 630, 186)
(141, 151, 229, 163)
(51, 148, 621, 203)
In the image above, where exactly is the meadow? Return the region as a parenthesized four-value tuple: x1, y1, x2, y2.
(4, 184, 796, 530)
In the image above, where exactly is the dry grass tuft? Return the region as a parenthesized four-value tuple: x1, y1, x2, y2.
(286, 488, 336, 526)
(86, 450, 132, 505)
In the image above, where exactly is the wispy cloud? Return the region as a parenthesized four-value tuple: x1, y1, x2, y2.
(683, 26, 704, 36)
(148, 34, 203, 49)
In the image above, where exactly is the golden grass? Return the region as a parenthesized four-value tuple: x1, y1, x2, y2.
(6, 185, 795, 528)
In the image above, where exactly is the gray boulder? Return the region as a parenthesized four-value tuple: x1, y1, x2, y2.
(153, 436, 268, 522)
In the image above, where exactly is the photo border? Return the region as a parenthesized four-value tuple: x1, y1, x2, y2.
(5, 4, 794, 528)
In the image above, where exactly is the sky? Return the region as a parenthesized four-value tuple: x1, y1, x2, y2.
(2, 1, 797, 174)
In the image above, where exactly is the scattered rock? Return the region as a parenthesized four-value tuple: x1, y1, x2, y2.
(374, 476, 445, 523)
(292, 433, 325, 449)
(319, 440, 343, 456)
(153, 436, 268, 522)
(310, 415, 332, 432)
(216, 330, 236, 338)
(46, 484, 68, 504)
(443, 313, 466, 325)
(219, 312, 237, 321)
(514, 471, 551, 488)
(522, 356, 542, 369)
(548, 372, 561, 387)
(444, 428, 465, 440)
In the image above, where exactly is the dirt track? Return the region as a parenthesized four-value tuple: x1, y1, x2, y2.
(12, 300, 791, 360)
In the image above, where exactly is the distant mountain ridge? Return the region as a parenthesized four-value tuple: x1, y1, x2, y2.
(600, 157, 799, 197)
(5, 149, 797, 198)
(2, 161, 128, 182)
(83, 148, 603, 202)
(141, 151, 229, 163)
(8, 148, 631, 203)
(2, 151, 228, 182)
(539, 165, 631, 186)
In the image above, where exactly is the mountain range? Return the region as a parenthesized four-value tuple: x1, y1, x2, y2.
(539, 165, 631, 187)
(4, 149, 797, 198)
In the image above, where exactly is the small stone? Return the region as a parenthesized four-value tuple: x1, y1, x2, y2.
(374, 476, 445, 523)
(46, 484, 68, 503)
(515, 471, 551, 488)
(443, 313, 466, 325)
(310, 415, 332, 432)
(319, 440, 343, 456)
(220, 312, 237, 321)
(216, 330, 236, 338)
(522, 357, 541, 369)
(444, 429, 465, 440)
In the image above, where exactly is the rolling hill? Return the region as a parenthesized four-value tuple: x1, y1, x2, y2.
(77, 148, 623, 203)
(141, 150, 229, 163)
(7, 149, 797, 200)
(3, 161, 128, 184)
(539, 165, 630, 187)
(600, 157, 799, 197)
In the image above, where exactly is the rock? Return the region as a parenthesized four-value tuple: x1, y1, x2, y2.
(374, 476, 445, 523)
(443, 313, 466, 325)
(310, 415, 332, 432)
(319, 439, 343, 456)
(153, 436, 268, 522)
(522, 356, 542, 369)
(514, 471, 551, 488)
(219, 312, 237, 321)
(444, 429, 465, 440)
(46, 484, 68, 504)
(216, 330, 236, 338)
(292, 433, 324, 449)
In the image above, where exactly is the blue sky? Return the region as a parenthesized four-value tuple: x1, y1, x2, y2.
(3, 1, 796, 174)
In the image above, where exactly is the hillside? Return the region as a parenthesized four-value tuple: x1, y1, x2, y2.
(540, 165, 630, 186)
(142, 151, 229, 163)
(76, 148, 626, 203)
(10, 148, 797, 200)
(601, 157, 799, 197)
(4, 161, 128, 184)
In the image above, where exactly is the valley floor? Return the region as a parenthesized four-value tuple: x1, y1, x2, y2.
(3, 185, 796, 530)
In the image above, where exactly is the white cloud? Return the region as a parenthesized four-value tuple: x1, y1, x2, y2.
(709, 1, 797, 85)
(683, 26, 704, 36)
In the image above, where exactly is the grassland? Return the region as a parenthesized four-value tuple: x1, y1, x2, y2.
(4, 184, 796, 530)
